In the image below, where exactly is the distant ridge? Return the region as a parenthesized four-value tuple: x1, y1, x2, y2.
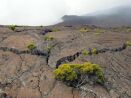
(59, 6, 131, 27)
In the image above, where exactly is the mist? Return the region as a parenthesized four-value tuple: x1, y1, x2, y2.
(0, 0, 131, 26)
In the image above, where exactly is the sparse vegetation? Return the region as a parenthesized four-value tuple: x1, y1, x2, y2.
(27, 43, 36, 50)
(79, 27, 91, 33)
(9, 25, 17, 31)
(94, 28, 105, 34)
(43, 45, 54, 54)
(52, 28, 60, 32)
(44, 36, 54, 41)
(82, 50, 89, 56)
(47, 45, 54, 52)
(125, 28, 131, 32)
(94, 32, 101, 35)
(112, 27, 131, 33)
(92, 48, 97, 54)
(126, 41, 131, 46)
(40, 25, 43, 28)
(54, 62, 104, 87)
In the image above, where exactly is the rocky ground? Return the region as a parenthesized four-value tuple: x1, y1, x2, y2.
(0, 25, 131, 98)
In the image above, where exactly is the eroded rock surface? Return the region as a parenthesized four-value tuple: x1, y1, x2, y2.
(0, 26, 131, 98)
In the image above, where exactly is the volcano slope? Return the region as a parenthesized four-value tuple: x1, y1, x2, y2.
(0, 25, 131, 98)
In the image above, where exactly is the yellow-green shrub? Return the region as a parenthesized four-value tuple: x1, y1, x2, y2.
(9, 25, 16, 31)
(126, 28, 131, 32)
(92, 48, 97, 54)
(44, 36, 54, 41)
(82, 50, 89, 56)
(52, 28, 60, 32)
(94, 28, 105, 33)
(79, 28, 91, 33)
(126, 41, 131, 46)
(54, 62, 104, 87)
(54, 64, 77, 81)
(94, 33, 101, 35)
(27, 43, 36, 50)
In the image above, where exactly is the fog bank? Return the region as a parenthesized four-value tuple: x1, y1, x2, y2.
(0, 0, 131, 26)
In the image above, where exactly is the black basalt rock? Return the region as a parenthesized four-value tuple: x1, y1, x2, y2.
(40, 28, 52, 35)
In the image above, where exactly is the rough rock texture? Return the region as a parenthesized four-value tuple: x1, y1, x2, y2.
(0, 25, 131, 98)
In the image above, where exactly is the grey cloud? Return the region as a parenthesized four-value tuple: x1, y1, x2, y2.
(0, 0, 131, 26)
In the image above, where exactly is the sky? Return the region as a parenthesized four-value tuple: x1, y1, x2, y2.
(0, 0, 131, 26)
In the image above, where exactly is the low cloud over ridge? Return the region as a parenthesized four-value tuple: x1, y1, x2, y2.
(0, 0, 131, 26)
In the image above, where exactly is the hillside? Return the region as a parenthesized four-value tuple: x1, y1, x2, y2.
(60, 6, 131, 27)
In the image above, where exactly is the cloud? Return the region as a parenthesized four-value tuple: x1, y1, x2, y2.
(65, 0, 131, 15)
(0, 0, 131, 26)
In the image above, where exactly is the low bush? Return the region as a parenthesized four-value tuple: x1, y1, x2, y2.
(82, 50, 89, 56)
(40, 25, 43, 28)
(92, 48, 97, 54)
(9, 25, 17, 31)
(126, 41, 131, 46)
(94, 32, 101, 35)
(54, 62, 104, 87)
(44, 36, 54, 41)
(126, 28, 131, 32)
(79, 28, 91, 33)
(52, 28, 60, 32)
(27, 43, 36, 50)
(94, 28, 105, 33)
